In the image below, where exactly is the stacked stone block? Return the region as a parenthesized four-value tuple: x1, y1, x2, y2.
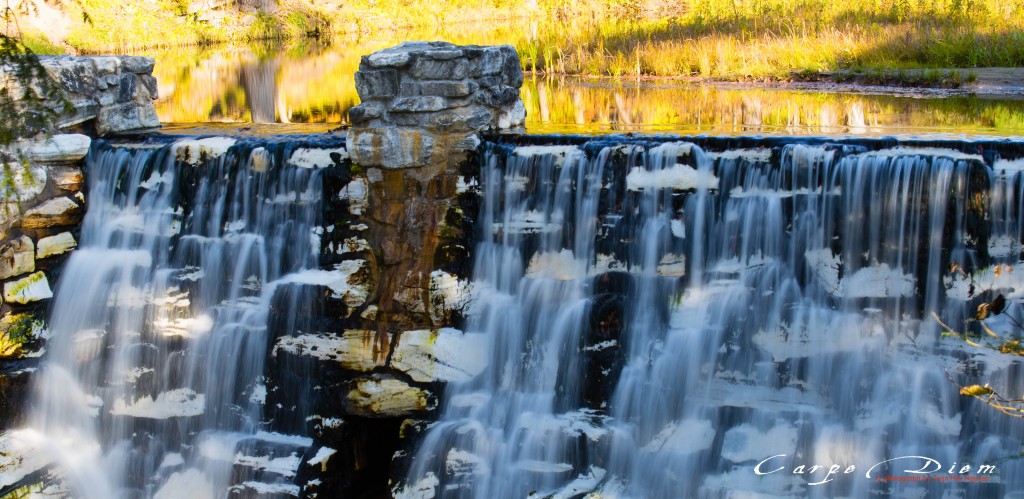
(346, 41, 526, 169)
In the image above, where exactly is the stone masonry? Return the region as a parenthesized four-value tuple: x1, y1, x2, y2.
(339, 42, 526, 358)
(33, 55, 159, 136)
(0, 54, 158, 427)
(346, 41, 525, 169)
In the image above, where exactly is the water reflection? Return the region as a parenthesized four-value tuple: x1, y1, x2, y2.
(144, 40, 1024, 135)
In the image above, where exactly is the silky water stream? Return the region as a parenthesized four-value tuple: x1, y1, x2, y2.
(400, 140, 1024, 498)
(21, 137, 338, 498)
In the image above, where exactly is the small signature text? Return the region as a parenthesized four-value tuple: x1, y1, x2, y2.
(754, 455, 996, 486)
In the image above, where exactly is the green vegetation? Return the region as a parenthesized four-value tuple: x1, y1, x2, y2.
(11, 0, 1024, 81)
(514, 0, 1024, 78)
(64, 0, 222, 51)
(0, 313, 41, 359)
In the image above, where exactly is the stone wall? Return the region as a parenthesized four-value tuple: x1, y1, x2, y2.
(0, 54, 157, 426)
(346, 41, 524, 169)
(0, 54, 158, 427)
(33, 56, 159, 136)
(0, 133, 90, 427)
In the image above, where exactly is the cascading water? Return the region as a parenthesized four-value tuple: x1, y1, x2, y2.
(402, 140, 1024, 498)
(21, 137, 332, 498)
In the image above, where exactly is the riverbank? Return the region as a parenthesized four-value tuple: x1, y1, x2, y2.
(14, 0, 1024, 85)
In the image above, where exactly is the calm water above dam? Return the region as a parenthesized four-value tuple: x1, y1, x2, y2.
(141, 39, 1024, 136)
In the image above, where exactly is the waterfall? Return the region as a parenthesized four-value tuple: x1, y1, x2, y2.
(402, 140, 1024, 498)
(21, 137, 328, 498)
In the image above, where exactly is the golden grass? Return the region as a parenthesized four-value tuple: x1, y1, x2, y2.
(42, 0, 1024, 80)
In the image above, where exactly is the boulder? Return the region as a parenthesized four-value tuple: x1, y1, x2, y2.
(390, 328, 487, 383)
(19, 197, 81, 229)
(27, 56, 159, 135)
(343, 375, 434, 417)
(274, 330, 389, 372)
(96, 101, 160, 136)
(35, 232, 76, 259)
(346, 41, 526, 169)
(0, 165, 46, 204)
(0, 236, 34, 280)
(11, 134, 90, 164)
(49, 166, 84, 191)
(3, 271, 52, 305)
(346, 128, 435, 170)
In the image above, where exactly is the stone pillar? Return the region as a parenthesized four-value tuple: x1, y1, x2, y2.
(346, 41, 525, 168)
(344, 42, 525, 330)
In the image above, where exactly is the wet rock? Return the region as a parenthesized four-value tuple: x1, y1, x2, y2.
(96, 101, 160, 136)
(0, 236, 34, 280)
(19, 197, 81, 228)
(0, 429, 52, 489)
(343, 375, 435, 417)
(287, 147, 349, 169)
(0, 165, 46, 204)
(2, 271, 52, 305)
(10, 134, 90, 163)
(173, 136, 237, 165)
(49, 166, 84, 191)
(427, 270, 473, 324)
(35, 232, 76, 259)
(0, 369, 33, 428)
(274, 330, 390, 372)
(0, 312, 42, 360)
(347, 128, 435, 170)
(390, 328, 487, 383)
(337, 177, 368, 216)
(580, 285, 627, 410)
(282, 259, 372, 316)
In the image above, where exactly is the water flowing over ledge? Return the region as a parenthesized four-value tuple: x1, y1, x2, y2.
(1, 43, 1024, 498)
(392, 136, 1024, 499)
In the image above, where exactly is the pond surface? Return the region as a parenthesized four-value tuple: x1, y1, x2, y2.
(141, 33, 1024, 136)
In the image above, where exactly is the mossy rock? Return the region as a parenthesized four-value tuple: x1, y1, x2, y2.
(0, 312, 42, 360)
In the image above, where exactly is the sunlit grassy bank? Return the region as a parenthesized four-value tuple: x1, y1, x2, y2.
(515, 0, 1024, 78)
(26, 0, 1024, 81)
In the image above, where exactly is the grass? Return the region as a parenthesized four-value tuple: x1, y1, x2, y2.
(19, 0, 1024, 83)
(515, 1, 1024, 79)
(19, 32, 64, 55)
